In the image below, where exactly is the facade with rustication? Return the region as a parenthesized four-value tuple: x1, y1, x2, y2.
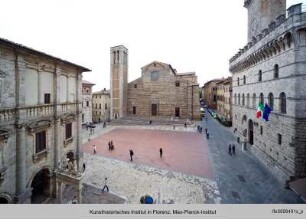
(230, 1, 306, 183)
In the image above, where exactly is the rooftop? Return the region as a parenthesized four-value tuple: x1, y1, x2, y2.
(0, 37, 91, 72)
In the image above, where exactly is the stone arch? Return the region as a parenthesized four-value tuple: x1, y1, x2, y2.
(284, 32, 293, 48)
(29, 167, 52, 203)
(0, 193, 13, 204)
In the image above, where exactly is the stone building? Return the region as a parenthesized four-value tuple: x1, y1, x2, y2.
(202, 79, 222, 110)
(110, 46, 201, 120)
(229, 1, 306, 183)
(110, 45, 128, 120)
(0, 38, 90, 203)
(92, 89, 110, 123)
(82, 80, 95, 126)
(216, 77, 232, 122)
(223, 78, 232, 122)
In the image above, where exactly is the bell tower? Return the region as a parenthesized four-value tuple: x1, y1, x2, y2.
(110, 45, 128, 120)
(244, 0, 286, 42)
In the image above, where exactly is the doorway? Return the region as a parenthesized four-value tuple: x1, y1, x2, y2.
(175, 107, 180, 117)
(248, 119, 254, 145)
(151, 104, 157, 116)
(31, 169, 50, 203)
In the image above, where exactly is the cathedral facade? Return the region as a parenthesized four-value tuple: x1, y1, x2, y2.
(110, 46, 200, 120)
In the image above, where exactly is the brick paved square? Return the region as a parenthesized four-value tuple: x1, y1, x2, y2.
(82, 128, 213, 179)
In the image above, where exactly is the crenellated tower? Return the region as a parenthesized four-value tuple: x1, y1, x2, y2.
(244, 0, 286, 42)
(110, 45, 128, 120)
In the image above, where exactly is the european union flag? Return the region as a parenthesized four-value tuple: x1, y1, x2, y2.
(263, 103, 272, 121)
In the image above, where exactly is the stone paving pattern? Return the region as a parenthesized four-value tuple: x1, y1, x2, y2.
(68, 114, 303, 204)
(82, 128, 213, 179)
(82, 154, 220, 204)
(202, 109, 303, 204)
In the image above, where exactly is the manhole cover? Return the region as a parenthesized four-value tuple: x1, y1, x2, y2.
(238, 175, 246, 183)
(231, 191, 241, 200)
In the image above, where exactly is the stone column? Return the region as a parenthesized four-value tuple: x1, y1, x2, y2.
(38, 70, 42, 104)
(14, 52, 31, 203)
(15, 124, 27, 202)
(52, 65, 61, 197)
(56, 180, 63, 204)
(77, 183, 82, 204)
(76, 72, 82, 171)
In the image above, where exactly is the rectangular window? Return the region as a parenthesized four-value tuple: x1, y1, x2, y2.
(133, 106, 136, 115)
(86, 101, 89, 107)
(99, 104, 101, 109)
(44, 93, 51, 104)
(278, 133, 282, 145)
(105, 103, 108, 110)
(35, 131, 46, 153)
(82, 114, 85, 123)
(175, 81, 180, 87)
(151, 71, 159, 81)
(65, 123, 72, 139)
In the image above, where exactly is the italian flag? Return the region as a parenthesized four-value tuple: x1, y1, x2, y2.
(256, 103, 264, 118)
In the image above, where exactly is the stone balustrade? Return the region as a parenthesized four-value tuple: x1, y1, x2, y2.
(26, 105, 54, 118)
(60, 102, 78, 113)
(0, 103, 79, 123)
(0, 109, 15, 123)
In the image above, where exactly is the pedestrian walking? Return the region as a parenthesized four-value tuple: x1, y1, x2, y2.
(159, 148, 163, 158)
(129, 149, 134, 162)
(228, 144, 232, 156)
(72, 196, 77, 204)
(173, 125, 175, 130)
(184, 122, 187, 128)
(206, 132, 209, 139)
(93, 144, 97, 154)
(232, 144, 236, 155)
(83, 162, 86, 172)
(205, 128, 208, 134)
(102, 177, 109, 192)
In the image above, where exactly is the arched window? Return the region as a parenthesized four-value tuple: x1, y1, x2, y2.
(246, 93, 250, 107)
(238, 94, 240, 105)
(242, 94, 245, 106)
(243, 75, 246, 85)
(259, 93, 264, 105)
(258, 70, 262, 82)
(279, 92, 286, 114)
(252, 93, 256, 108)
(268, 93, 274, 110)
(234, 94, 237, 104)
(274, 64, 279, 79)
(237, 77, 240, 86)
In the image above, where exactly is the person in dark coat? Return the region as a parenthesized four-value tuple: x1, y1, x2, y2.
(129, 149, 134, 162)
(159, 148, 163, 158)
(83, 162, 86, 172)
(232, 144, 236, 155)
(102, 177, 109, 192)
(228, 144, 232, 156)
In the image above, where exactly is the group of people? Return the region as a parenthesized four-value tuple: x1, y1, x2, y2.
(228, 144, 236, 155)
(108, 141, 115, 150)
(129, 148, 163, 162)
